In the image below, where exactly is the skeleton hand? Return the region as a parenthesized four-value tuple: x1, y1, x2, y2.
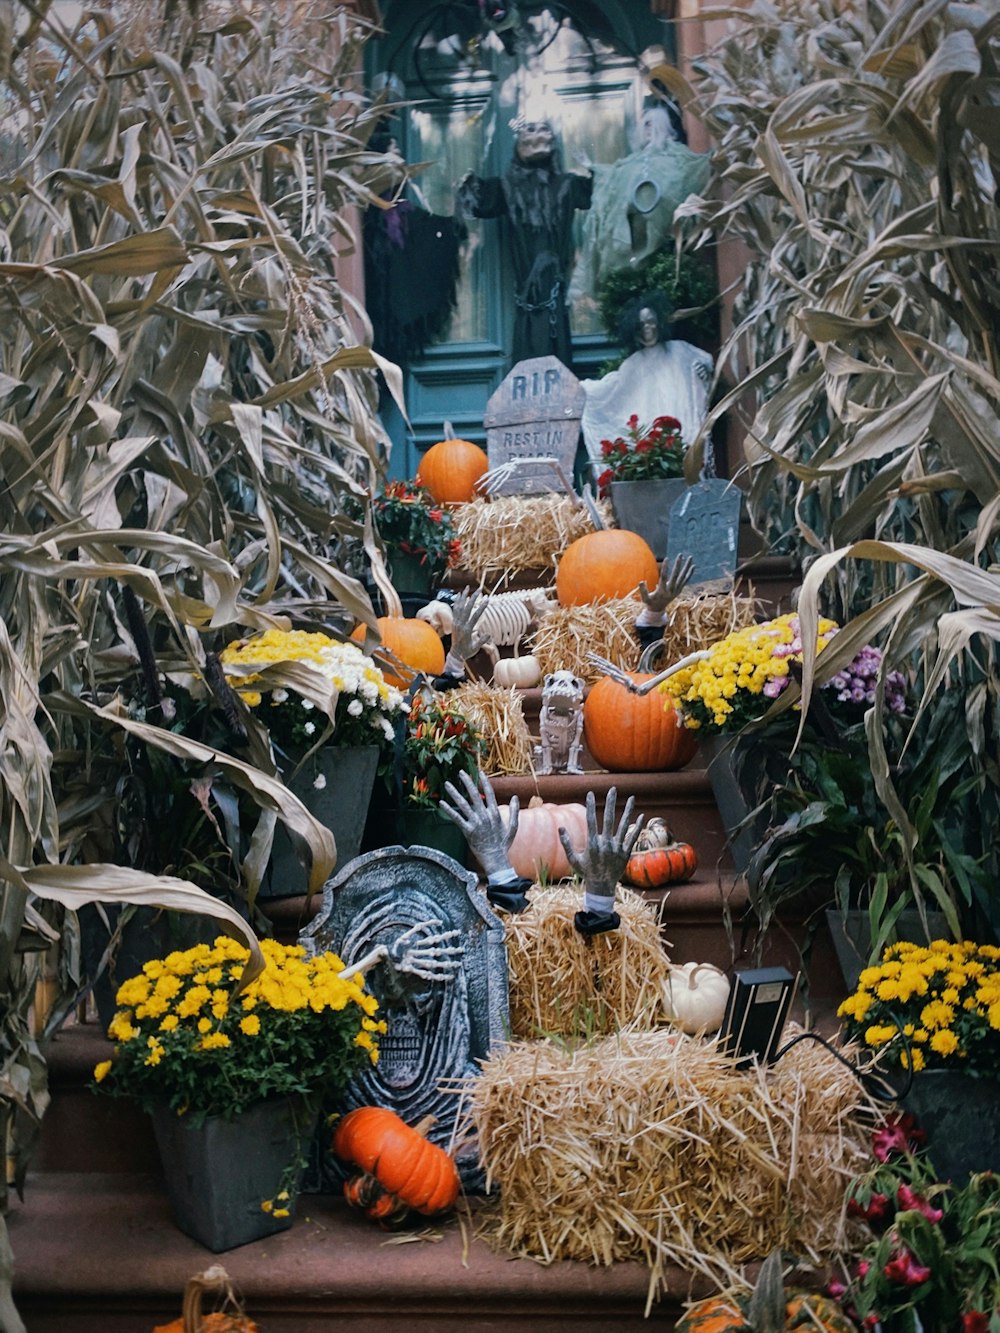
(448, 588, 491, 662)
(387, 920, 465, 983)
(638, 554, 694, 617)
(440, 769, 517, 880)
(560, 789, 644, 935)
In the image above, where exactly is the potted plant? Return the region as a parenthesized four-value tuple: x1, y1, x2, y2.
(220, 629, 406, 894)
(93, 934, 386, 1251)
(368, 480, 462, 599)
(394, 694, 485, 861)
(838, 938, 1000, 1184)
(830, 1108, 1000, 1328)
(596, 414, 689, 559)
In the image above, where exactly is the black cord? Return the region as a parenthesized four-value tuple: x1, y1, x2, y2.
(771, 1010, 914, 1106)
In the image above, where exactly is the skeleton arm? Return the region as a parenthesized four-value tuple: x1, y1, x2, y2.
(338, 920, 465, 984)
(588, 649, 711, 695)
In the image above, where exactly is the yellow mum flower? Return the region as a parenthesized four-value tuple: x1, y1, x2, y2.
(198, 1032, 231, 1051)
(929, 1029, 959, 1056)
(240, 1014, 261, 1036)
(93, 1060, 112, 1083)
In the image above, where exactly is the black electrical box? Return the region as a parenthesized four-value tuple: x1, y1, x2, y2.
(721, 967, 798, 1068)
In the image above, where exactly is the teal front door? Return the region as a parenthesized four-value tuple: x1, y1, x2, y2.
(367, 2, 674, 479)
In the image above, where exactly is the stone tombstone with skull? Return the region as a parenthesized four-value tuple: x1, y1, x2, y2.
(300, 846, 509, 1187)
(536, 669, 586, 775)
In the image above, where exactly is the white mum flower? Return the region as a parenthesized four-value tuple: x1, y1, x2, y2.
(304, 721, 316, 736)
(272, 688, 289, 704)
(347, 698, 364, 717)
(313, 773, 327, 790)
(301, 699, 314, 712)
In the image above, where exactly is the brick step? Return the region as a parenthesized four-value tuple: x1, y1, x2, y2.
(9, 1172, 702, 1331)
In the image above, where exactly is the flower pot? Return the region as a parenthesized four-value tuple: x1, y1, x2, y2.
(265, 745, 380, 898)
(698, 733, 765, 872)
(899, 1070, 1000, 1185)
(398, 807, 467, 866)
(826, 907, 950, 994)
(609, 478, 688, 559)
(151, 1096, 313, 1251)
(388, 550, 437, 599)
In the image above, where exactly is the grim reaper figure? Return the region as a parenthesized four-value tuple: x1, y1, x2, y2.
(458, 120, 592, 368)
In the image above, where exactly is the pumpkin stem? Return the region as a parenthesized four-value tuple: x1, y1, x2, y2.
(443, 420, 455, 439)
(181, 1265, 234, 1333)
(685, 963, 723, 991)
(412, 1113, 437, 1139)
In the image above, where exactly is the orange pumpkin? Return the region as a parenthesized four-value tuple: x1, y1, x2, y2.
(624, 841, 697, 888)
(583, 673, 697, 772)
(153, 1268, 258, 1332)
(501, 798, 589, 881)
(785, 1294, 856, 1331)
(352, 616, 445, 685)
(675, 1297, 752, 1333)
(555, 530, 659, 607)
(332, 1107, 461, 1225)
(416, 432, 488, 504)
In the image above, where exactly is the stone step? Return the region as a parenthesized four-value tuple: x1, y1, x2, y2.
(8, 1172, 699, 1331)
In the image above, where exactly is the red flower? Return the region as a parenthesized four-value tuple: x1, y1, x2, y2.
(627, 413, 639, 430)
(883, 1248, 932, 1288)
(428, 508, 443, 523)
(856, 1260, 870, 1279)
(896, 1183, 943, 1223)
(635, 438, 653, 453)
(652, 415, 682, 432)
(862, 1317, 880, 1330)
(825, 1279, 848, 1301)
(872, 1112, 926, 1162)
(848, 1192, 891, 1224)
(600, 438, 614, 456)
(962, 1314, 991, 1333)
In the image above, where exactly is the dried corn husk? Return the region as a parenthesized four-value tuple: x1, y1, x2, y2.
(468, 1026, 877, 1311)
(448, 682, 534, 777)
(452, 495, 608, 581)
(531, 598, 641, 683)
(504, 884, 669, 1038)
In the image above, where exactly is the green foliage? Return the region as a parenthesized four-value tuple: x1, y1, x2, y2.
(402, 696, 485, 809)
(841, 1120, 1000, 1331)
(596, 243, 719, 358)
(366, 481, 461, 582)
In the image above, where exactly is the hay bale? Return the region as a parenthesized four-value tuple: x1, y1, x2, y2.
(469, 1026, 876, 1307)
(504, 885, 669, 1038)
(532, 598, 641, 683)
(452, 495, 606, 582)
(448, 682, 534, 777)
(660, 588, 760, 662)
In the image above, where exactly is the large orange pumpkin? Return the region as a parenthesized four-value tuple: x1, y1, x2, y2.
(584, 673, 697, 772)
(416, 433, 488, 504)
(352, 616, 445, 685)
(501, 798, 589, 881)
(332, 1107, 461, 1225)
(555, 530, 659, 607)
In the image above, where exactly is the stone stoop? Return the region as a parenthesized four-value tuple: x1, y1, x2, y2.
(11, 1172, 703, 1331)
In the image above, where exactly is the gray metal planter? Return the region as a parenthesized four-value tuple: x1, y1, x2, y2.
(609, 478, 688, 559)
(151, 1096, 312, 1252)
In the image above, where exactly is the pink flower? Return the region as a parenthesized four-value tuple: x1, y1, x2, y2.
(962, 1314, 990, 1333)
(872, 1112, 926, 1162)
(896, 1183, 943, 1224)
(848, 1192, 890, 1224)
(856, 1260, 870, 1279)
(825, 1279, 848, 1301)
(883, 1248, 932, 1288)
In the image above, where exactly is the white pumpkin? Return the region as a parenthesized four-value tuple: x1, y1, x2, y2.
(661, 962, 731, 1035)
(492, 655, 541, 689)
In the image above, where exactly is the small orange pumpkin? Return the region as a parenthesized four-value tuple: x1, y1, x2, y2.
(352, 616, 445, 685)
(416, 428, 488, 504)
(555, 530, 659, 607)
(624, 841, 697, 888)
(583, 673, 697, 772)
(153, 1267, 258, 1332)
(332, 1107, 461, 1225)
(675, 1297, 752, 1333)
(501, 797, 589, 882)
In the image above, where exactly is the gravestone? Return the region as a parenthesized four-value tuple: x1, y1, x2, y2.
(484, 355, 584, 495)
(300, 845, 508, 1188)
(666, 479, 742, 587)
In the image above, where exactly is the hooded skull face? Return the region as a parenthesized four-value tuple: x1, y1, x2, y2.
(515, 121, 555, 167)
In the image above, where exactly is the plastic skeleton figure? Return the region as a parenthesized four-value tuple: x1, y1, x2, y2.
(536, 669, 585, 775)
(588, 647, 710, 697)
(338, 919, 465, 1003)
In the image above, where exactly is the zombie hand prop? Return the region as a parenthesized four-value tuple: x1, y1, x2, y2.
(435, 589, 491, 687)
(440, 770, 529, 913)
(636, 554, 694, 643)
(559, 788, 644, 936)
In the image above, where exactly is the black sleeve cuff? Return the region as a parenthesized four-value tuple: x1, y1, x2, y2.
(574, 909, 621, 937)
